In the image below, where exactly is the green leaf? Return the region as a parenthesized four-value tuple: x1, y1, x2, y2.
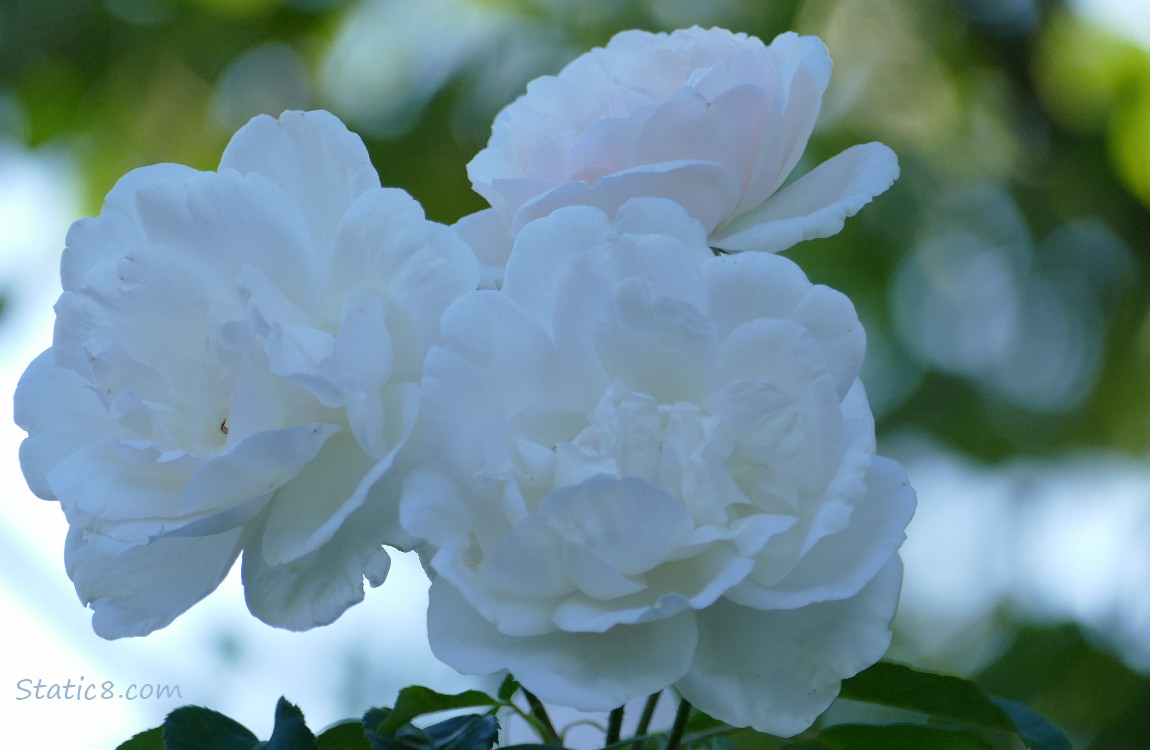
(163, 705, 260, 750)
(683, 707, 724, 734)
(115, 726, 163, 750)
(317, 721, 371, 750)
(497, 675, 521, 703)
(815, 723, 996, 750)
(364, 712, 499, 750)
(992, 698, 1073, 750)
(264, 698, 319, 750)
(840, 663, 1014, 730)
(839, 662, 1071, 750)
(423, 714, 499, 750)
(375, 687, 500, 735)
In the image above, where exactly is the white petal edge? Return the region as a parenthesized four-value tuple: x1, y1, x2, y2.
(427, 577, 697, 711)
(677, 556, 903, 736)
(65, 524, 244, 639)
(242, 471, 408, 630)
(712, 142, 899, 254)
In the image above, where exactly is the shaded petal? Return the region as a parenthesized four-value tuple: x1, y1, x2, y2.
(15, 350, 111, 499)
(743, 33, 833, 208)
(427, 578, 697, 711)
(65, 524, 244, 639)
(453, 207, 516, 281)
(592, 277, 718, 403)
(242, 471, 407, 630)
(181, 423, 340, 516)
(49, 438, 186, 531)
(790, 285, 866, 400)
(259, 431, 397, 565)
(133, 169, 319, 308)
(511, 160, 741, 236)
(713, 143, 900, 253)
(553, 545, 755, 633)
(677, 557, 903, 736)
(730, 455, 915, 609)
(328, 187, 479, 378)
(542, 476, 695, 577)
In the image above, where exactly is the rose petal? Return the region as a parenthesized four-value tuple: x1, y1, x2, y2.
(61, 163, 199, 291)
(677, 557, 903, 736)
(511, 160, 742, 237)
(219, 110, 380, 256)
(65, 524, 244, 639)
(743, 33, 833, 208)
(712, 142, 900, 253)
(242, 471, 406, 630)
(453, 207, 516, 281)
(427, 578, 697, 711)
(15, 351, 111, 499)
(258, 431, 398, 565)
(181, 423, 340, 516)
(730, 455, 916, 609)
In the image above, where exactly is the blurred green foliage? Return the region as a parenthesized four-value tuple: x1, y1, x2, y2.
(3, 0, 1150, 746)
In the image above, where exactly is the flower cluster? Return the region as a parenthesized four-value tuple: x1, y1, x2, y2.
(15, 27, 913, 736)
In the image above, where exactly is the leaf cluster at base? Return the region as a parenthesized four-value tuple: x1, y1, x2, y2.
(114, 662, 1071, 750)
(114, 692, 501, 750)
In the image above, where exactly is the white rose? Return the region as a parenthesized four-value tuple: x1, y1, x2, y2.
(458, 27, 899, 275)
(401, 199, 916, 736)
(14, 110, 479, 638)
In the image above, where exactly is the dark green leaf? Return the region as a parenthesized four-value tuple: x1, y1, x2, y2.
(992, 698, 1073, 750)
(317, 721, 371, 750)
(163, 705, 260, 750)
(840, 662, 1072, 750)
(423, 714, 499, 750)
(363, 708, 402, 750)
(840, 662, 1014, 731)
(815, 723, 996, 750)
(497, 675, 521, 703)
(265, 697, 319, 750)
(684, 707, 725, 734)
(375, 687, 499, 735)
(364, 712, 499, 750)
(115, 726, 163, 750)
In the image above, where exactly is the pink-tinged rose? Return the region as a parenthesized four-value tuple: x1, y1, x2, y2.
(402, 199, 916, 736)
(458, 27, 899, 277)
(14, 110, 478, 638)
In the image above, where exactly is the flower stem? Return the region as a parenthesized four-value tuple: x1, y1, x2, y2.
(664, 698, 692, 750)
(605, 706, 625, 747)
(522, 688, 562, 746)
(628, 691, 661, 750)
(634, 691, 661, 739)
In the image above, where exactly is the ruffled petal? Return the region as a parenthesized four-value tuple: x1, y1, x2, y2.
(427, 578, 697, 711)
(743, 33, 833, 208)
(328, 187, 479, 377)
(61, 163, 199, 291)
(713, 143, 900, 253)
(181, 423, 340, 516)
(259, 431, 396, 565)
(242, 471, 406, 630)
(731, 455, 915, 610)
(219, 110, 380, 256)
(511, 161, 742, 237)
(65, 524, 244, 639)
(15, 350, 110, 499)
(677, 557, 903, 736)
(453, 207, 516, 282)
